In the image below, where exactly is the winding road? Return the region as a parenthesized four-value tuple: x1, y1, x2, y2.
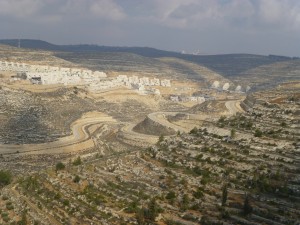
(225, 100, 245, 115)
(0, 112, 116, 155)
(0, 100, 244, 155)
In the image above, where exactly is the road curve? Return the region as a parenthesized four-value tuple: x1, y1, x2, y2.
(0, 100, 245, 155)
(148, 112, 189, 133)
(225, 100, 245, 115)
(0, 112, 116, 155)
(119, 123, 158, 145)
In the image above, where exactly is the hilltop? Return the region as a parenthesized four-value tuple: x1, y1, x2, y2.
(0, 39, 296, 77)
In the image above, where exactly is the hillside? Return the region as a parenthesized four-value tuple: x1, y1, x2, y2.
(159, 57, 231, 83)
(0, 39, 299, 225)
(234, 59, 300, 90)
(178, 53, 295, 77)
(54, 51, 228, 83)
(0, 39, 295, 77)
(0, 44, 75, 67)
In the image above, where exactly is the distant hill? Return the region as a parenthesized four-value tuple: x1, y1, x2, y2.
(0, 39, 180, 57)
(234, 59, 300, 91)
(0, 39, 296, 77)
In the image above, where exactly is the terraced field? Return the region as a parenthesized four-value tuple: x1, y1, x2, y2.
(0, 87, 98, 144)
(0, 85, 298, 224)
(234, 59, 300, 91)
(0, 42, 299, 225)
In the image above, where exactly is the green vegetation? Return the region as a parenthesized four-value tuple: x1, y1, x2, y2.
(218, 114, 253, 130)
(55, 162, 65, 171)
(230, 129, 236, 138)
(180, 194, 190, 211)
(73, 175, 80, 183)
(243, 194, 253, 216)
(221, 184, 228, 206)
(0, 170, 12, 187)
(72, 156, 82, 166)
(193, 187, 204, 199)
(82, 184, 106, 205)
(166, 219, 185, 225)
(166, 191, 176, 204)
(18, 211, 28, 225)
(6, 201, 14, 210)
(254, 128, 263, 137)
(136, 198, 162, 224)
(20, 176, 39, 191)
(125, 201, 138, 213)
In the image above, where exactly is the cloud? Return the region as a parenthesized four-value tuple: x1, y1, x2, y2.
(0, 0, 126, 22)
(0, 0, 299, 56)
(1, 0, 299, 30)
(90, 0, 126, 21)
(132, 0, 300, 31)
(257, 0, 300, 29)
(0, 0, 44, 17)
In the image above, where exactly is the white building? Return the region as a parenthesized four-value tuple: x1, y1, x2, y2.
(212, 81, 220, 88)
(222, 83, 230, 91)
(161, 79, 171, 87)
(235, 85, 242, 92)
(150, 78, 160, 86)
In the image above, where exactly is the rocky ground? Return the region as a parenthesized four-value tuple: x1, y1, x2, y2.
(0, 44, 299, 224)
(0, 83, 298, 225)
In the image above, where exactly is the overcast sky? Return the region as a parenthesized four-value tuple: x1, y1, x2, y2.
(0, 0, 299, 56)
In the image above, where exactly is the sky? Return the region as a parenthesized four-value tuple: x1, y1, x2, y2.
(0, 0, 299, 56)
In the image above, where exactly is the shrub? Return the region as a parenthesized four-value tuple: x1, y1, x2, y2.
(73, 175, 80, 183)
(55, 162, 65, 171)
(165, 191, 176, 200)
(193, 187, 204, 199)
(72, 156, 82, 166)
(2, 195, 9, 200)
(0, 170, 12, 187)
(6, 201, 14, 210)
(243, 194, 253, 216)
(254, 129, 263, 137)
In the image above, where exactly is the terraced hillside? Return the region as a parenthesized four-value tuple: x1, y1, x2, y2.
(234, 59, 300, 91)
(0, 86, 298, 225)
(0, 43, 229, 85)
(1, 39, 295, 77)
(178, 54, 295, 77)
(0, 87, 97, 144)
(159, 57, 230, 83)
(2, 41, 299, 91)
(0, 40, 299, 225)
(55, 52, 172, 76)
(55, 52, 228, 84)
(0, 44, 74, 67)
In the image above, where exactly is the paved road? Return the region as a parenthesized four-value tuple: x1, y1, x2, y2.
(120, 123, 158, 145)
(225, 100, 245, 115)
(0, 113, 116, 155)
(0, 100, 245, 155)
(148, 112, 189, 133)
